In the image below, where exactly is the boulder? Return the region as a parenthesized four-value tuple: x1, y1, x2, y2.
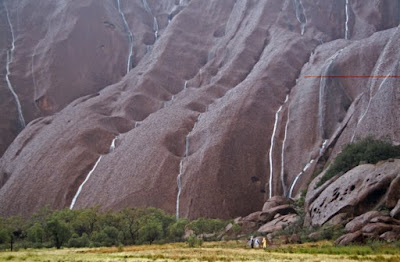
(380, 231, 400, 242)
(259, 205, 297, 223)
(257, 214, 299, 234)
(327, 212, 350, 226)
(390, 200, 400, 219)
(336, 231, 364, 245)
(370, 216, 400, 225)
(183, 228, 195, 239)
(361, 223, 393, 235)
(289, 234, 302, 244)
(242, 211, 262, 222)
(308, 232, 321, 241)
(262, 196, 292, 212)
(386, 176, 400, 208)
(309, 161, 400, 226)
(345, 211, 381, 232)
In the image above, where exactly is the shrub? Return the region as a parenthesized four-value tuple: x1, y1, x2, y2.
(316, 137, 400, 188)
(167, 219, 188, 241)
(188, 218, 228, 235)
(68, 233, 90, 248)
(187, 235, 203, 248)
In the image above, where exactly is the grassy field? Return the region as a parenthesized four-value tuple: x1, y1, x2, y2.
(1, 241, 400, 262)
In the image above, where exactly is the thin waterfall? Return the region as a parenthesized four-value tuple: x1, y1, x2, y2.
(176, 160, 184, 219)
(288, 159, 315, 198)
(70, 156, 103, 210)
(184, 81, 188, 89)
(153, 17, 159, 41)
(293, 0, 307, 35)
(268, 95, 289, 198)
(70, 136, 118, 210)
(345, 0, 350, 40)
(109, 137, 118, 153)
(288, 139, 329, 198)
(4, 4, 26, 129)
(351, 74, 391, 142)
(176, 114, 201, 219)
(116, 0, 134, 74)
(142, 0, 159, 42)
(319, 50, 343, 138)
(164, 95, 175, 108)
(280, 103, 291, 196)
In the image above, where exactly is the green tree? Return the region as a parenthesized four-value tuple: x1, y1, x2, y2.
(0, 216, 25, 251)
(46, 217, 71, 249)
(138, 216, 163, 244)
(120, 208, 140, 244)
(167, 218, 188, 241)
(27, 223, 45, 244)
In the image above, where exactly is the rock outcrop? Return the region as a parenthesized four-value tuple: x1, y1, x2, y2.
(0, 0, 399, 219)
(307, 160, 400, 226)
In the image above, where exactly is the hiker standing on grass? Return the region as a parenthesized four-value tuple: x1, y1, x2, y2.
(254, 238, 260, 248)
(250, 236, 254, 248)
(262, 237, 267, 248)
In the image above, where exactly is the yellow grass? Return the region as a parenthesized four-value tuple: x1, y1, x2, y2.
(1, 241, 399, 262)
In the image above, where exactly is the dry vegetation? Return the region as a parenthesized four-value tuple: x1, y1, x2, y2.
(1, 241, 400, 262)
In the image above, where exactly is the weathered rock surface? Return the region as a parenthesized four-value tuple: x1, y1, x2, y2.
(308, 160, 400, 226)
(336, 231, 364, 245)
(258, 214, 299, 234)
(259, 205, 297, 223)
(339, 211, 400, 245)
(387, 176, 400, 209)
(390, 200, 400, 220)
(0, 0, 400, 219)
(262, 196, 292, 212)
(345, 211, 381, 233)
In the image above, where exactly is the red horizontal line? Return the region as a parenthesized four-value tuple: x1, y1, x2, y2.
(304, 76, 400, 79)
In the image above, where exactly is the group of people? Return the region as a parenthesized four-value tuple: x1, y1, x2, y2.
(248, 236, 268, 248)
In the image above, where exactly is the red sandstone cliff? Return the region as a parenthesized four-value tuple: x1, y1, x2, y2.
(0, 0, 399, 219)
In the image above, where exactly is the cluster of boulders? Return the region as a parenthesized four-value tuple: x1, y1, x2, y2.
(233, 196, 299, 241)
(306, 159, 400, 245)
(337, 210, 400, 245)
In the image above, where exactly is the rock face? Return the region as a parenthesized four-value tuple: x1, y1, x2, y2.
(0, 0, 400, 219)
(307, 160, 400, 226)
(337, 212, 400, 245)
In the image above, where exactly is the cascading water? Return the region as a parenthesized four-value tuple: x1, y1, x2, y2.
(176, 114, 201, 219)
(351, 74, 391, 142)
(293, 0, 307, 35)
(184, 81, 188, 89)
(319, 49, 343, 138)
(176, 160, 184, 219)
(288, 159, 314, 198)
(70, 136, 118, 210)
(268, 95, 289, 198)
(153, 17, 159, 41)
(345, 0, 350, 40)
(109, 137, 118, 153)
(116, 0, 134, 74)
(164, 95, 175, 107)
(288, 139, 329, 198)
(280, 102, 291, 196)
(70, 156, 102, 210)
(142, 0, 159, 42)
(4, 4, 26, 129)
